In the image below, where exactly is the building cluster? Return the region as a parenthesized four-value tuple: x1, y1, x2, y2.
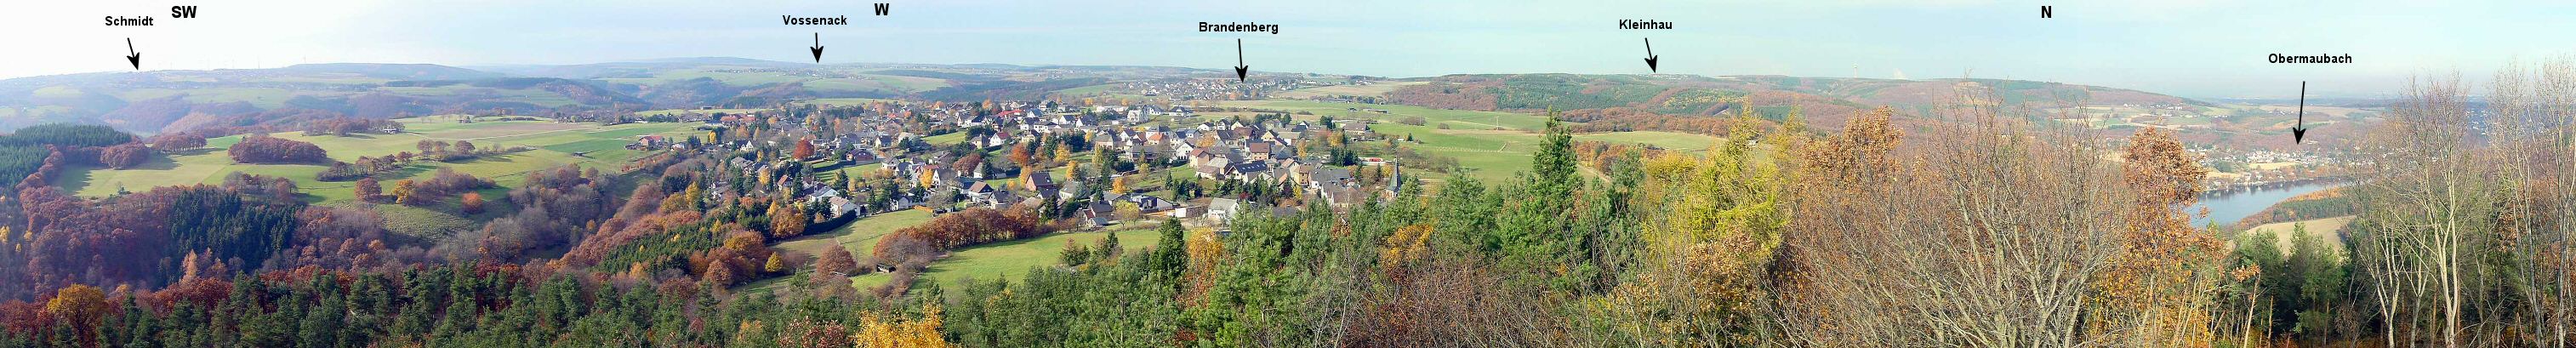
(630, 97, 1405, 230)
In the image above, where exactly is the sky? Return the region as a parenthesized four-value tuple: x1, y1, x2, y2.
(4, 0, 2571, 99)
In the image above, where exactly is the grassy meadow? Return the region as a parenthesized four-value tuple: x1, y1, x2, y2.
(57, 117, 702, 237)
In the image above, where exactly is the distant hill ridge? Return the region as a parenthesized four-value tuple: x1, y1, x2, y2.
(0, 58, 2214, 136)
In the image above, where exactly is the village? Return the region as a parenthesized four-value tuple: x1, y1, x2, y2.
(623, 97, 1409, 234)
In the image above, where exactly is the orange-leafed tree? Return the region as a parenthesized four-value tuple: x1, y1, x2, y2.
(460, 192, 486, 214)
(794, 137, 817, 159)
(2087, 128, 2226, 345)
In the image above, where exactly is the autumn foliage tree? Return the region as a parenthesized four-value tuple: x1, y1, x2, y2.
(95, 144, 153, 169)
(225, 135, 329, 163)
(767, 202, 807, 237)
(792, 137, 817, 159)
(459, 192, 486, 214)
(2088, 127, 2228, 345)
(353, 177, 382, 202)
(1776, 96, 2135, 346)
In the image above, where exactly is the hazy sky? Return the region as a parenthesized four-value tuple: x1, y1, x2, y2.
(5, 0, 2569, 99)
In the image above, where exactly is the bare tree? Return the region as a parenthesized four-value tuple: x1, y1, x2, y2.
(2351, 73, 2507, 347)
(2489, 56, 2576, 348)
(1776, 84, 2131, 346)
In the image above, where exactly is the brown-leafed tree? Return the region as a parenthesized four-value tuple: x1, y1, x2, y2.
(1776, 88, 2133, 346)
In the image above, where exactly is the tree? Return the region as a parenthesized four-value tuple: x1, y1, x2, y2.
(227, 136, 330, 163)
(97, 144, 153, 168)
(1777, 99, 2130, 346)
(852, 304, 953, 348)
(390, 180, 419, 206)
(768, 202, 807, 238)
(1145, 219, 1188, 283)
(1093, 231, 1122, 262)
(2088, 127, 2227, 345)
(459, 192, 485, 214)
(816, 247, 858, 277)
(354, 178, 382, 202)
(793, 138, 816, 159)
(2349, 73, 2513, 347)
(42, 284, 110, 329)
(148, 134, 208, 150)
(1059, 239, 1092, 267)
(1594, 113, 1785, 345)
(764, 254, 788, 273)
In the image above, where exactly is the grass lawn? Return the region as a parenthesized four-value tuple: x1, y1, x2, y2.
(849, 227, 1161, 289)
(921, 132, 969, 145)
(773, 209, 938, 260)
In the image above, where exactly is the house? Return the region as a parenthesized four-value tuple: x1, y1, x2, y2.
(1305, 167, 1354, 190)
(846, 149, 881, 165)
(1023, 172, 1060, 191)
(828, 197, 861, 217)
(960, 181, 998, 202)
(1245, 141, 1278, 159)
(1124, 194, 1177, 213)
(982, 190, 1019, 209)
(1059, 180, 1088, 200)
(1317, 186, 1363, 208)
(1194, 163, 1229, 180)
(1226, 161, 1271, 180)
(1078, 201, 1117, 227)
(1207, 198, 1241, 222)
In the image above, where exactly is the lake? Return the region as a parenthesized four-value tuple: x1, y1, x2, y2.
(2191, 181, 2347, 228)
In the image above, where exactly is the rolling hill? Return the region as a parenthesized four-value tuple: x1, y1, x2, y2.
(0, 60, 2376, 151)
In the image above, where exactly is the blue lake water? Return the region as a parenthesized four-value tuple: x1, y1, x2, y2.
(2190, 182, 2346, 228)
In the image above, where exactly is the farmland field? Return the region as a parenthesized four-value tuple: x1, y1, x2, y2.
(1274, 82, 1423, 99)
(2241, 215, 2354, 258)
(849, 227, 1160, 289)
(1215, 100, 1552, 131)
(792, 98, 899, 107)
(58, 117, 701, 237)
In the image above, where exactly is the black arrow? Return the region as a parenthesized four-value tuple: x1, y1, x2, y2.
(125, 38, 141, 70)
(2293, 82, 2309, 144)
(809, 32, 824, 63)
(1642, 38, 1658, 73)
(1233, 39, 1249, 82)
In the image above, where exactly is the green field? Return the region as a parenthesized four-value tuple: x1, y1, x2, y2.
(1217, 100, 1552, 131)
(921, 132, 969, 145)
(1349, 122, 1722, 182)
(1573, 131, 1724, 154)
(758, 210, 1164, 292)
(635, 108, 765, 117)
(2241, 215, 2354, 259)
(596, 68, 948, 94)
(772, 209, 938, 260)
(850, 227, 1160, 289)
(1274, 82, 1423, 100)
(1052, 83, 1120, 95)
(59, 117, 700, 237)
(793, 98, 900, 107)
